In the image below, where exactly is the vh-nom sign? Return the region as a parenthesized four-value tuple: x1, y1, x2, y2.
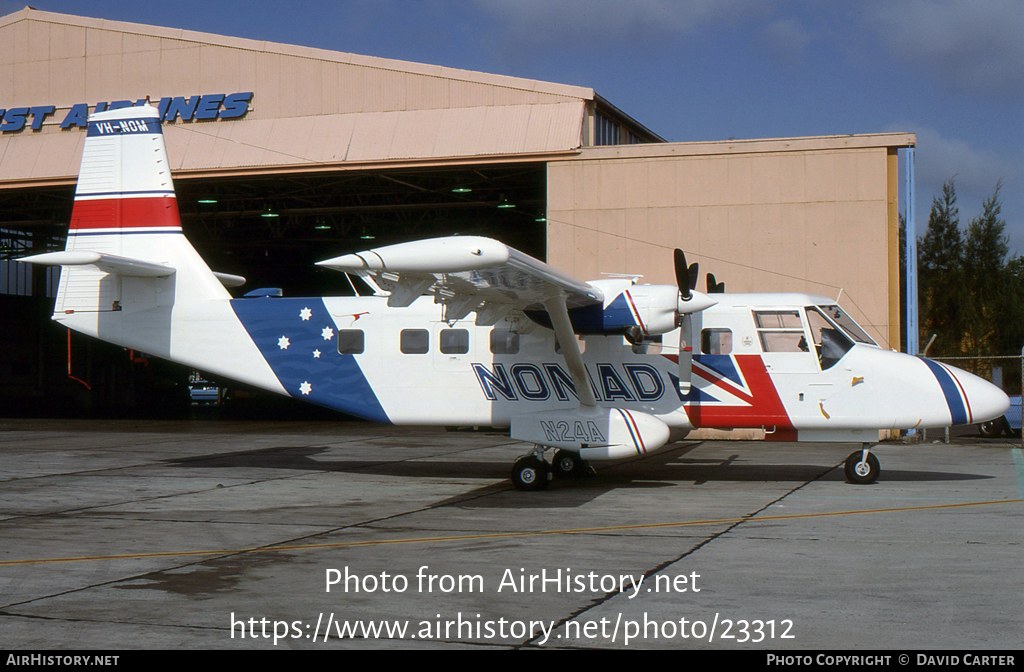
(0, 92, 253, 133)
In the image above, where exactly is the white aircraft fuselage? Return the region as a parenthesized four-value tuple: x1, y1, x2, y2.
(20, 105, 1009, 490)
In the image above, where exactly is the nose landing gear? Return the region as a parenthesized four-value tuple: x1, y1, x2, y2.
(844, 445, 880, 484)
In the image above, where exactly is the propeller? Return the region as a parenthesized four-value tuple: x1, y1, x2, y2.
(673, 250, 722, 394)
(673, 249, 697, 394)
(707, 273, 725, 294)
(674, 249, 692, 300)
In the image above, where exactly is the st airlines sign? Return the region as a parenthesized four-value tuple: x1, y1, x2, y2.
(0, 92, 253, 133)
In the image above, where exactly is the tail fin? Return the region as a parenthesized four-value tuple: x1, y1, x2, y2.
(22, 105, 228, 315)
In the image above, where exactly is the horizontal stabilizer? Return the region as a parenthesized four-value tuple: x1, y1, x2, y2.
(19, 251, 176, 278)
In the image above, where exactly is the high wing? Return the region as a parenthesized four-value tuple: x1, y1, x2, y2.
(316, 235, 602, 317)
(317, 235, 604, 406)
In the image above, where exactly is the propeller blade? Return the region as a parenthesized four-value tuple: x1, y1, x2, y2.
(707, 273, 725, 294)
(678, 314, 693, 394)
(687, 263, 699, 291)
(674, 249, 692, 301)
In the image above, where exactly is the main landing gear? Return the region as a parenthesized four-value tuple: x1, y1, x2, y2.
(844, 444, 880, 485)
(511, 446, 592, 491)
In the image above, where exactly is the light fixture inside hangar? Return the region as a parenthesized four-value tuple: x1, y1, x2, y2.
(0, 162, 548, 298)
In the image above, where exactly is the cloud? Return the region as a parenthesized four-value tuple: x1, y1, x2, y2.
(900, 125, 1016, 200)
(754, 16, 812, 65)
(893, 124, 1023, 250)
(870, 0, 1024, 99)
(471, 0, 759, 48)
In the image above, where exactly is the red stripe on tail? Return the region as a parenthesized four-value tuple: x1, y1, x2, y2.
(70, 197, 181, 231)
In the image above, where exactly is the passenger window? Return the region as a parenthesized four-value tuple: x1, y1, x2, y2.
(440, 329, 469, 355)
(490, 329, 519, 355)
(701, 329, 732, 355)
(337, 329, 365, 355)
(400, 329, 429, 354)
(754, 310, 808, 353)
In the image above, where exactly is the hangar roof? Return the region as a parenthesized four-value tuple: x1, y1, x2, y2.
(0, 7, 660, 186)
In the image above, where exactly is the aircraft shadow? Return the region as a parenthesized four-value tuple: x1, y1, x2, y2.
(167, 445, 511, 480)
(167, 443, 993, 510)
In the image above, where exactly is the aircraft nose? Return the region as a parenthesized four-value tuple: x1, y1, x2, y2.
(950, 366, 1010, 424)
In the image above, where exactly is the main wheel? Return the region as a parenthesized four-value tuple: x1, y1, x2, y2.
(551, 450, 588, 478)
(979, 417, 1008, 438)
(511, 456, 551, 491)
(844, 451, 880, 485)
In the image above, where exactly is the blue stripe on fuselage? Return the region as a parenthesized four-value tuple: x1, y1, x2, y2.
(230, 298, 389, 423)
(921, 358, 967, 425)
(694, 354, 742, 386)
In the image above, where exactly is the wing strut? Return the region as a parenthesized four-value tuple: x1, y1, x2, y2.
(544, 295, 597, 408)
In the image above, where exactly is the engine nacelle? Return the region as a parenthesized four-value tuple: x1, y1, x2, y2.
(618, 284, 680, 336)
(524, 282, 717, 337)
(510, 407, 671, 460)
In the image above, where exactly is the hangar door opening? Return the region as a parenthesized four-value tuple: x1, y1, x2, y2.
(0, 162, 548, 417)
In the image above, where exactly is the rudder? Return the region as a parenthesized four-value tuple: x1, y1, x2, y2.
(27, 104, 228, 316)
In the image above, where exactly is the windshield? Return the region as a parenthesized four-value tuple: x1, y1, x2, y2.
(816, 305, 876, 346)
(806, 307, 854, 369)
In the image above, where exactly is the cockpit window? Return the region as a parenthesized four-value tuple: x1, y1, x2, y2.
(806, 307, 854, 369)
(753, 310, 809, 352)
(817, 305, 876, 345)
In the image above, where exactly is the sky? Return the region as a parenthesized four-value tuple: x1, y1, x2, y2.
(6, 0, 1022, 253)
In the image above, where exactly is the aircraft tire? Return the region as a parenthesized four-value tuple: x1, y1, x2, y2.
(552, 450, 588, 478)
(511, 456, 551, 491)
(979, 417, 1008, 438)
(844, 451, 880, 485)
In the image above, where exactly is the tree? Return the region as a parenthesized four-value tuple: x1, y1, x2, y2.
(914, 179, 1022, 387)
(918, 179, 965, 356)
(962, 181, 1010, 356)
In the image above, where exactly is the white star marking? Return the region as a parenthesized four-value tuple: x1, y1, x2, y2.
(313, 349, 321, 358)
(321, 326, 334, 341)
(299, 381, 312, 395)
(278, 336, 290, 350)
(299, 307, 312, 321)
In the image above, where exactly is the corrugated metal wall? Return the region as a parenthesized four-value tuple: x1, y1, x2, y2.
(0, 9, 593, 183)
(546, 137, 912, 349)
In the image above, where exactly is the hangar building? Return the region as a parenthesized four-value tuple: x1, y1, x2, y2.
(0, 8, 914, 415)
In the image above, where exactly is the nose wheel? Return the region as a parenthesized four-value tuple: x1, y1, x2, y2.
(844, 446, 880, 485)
